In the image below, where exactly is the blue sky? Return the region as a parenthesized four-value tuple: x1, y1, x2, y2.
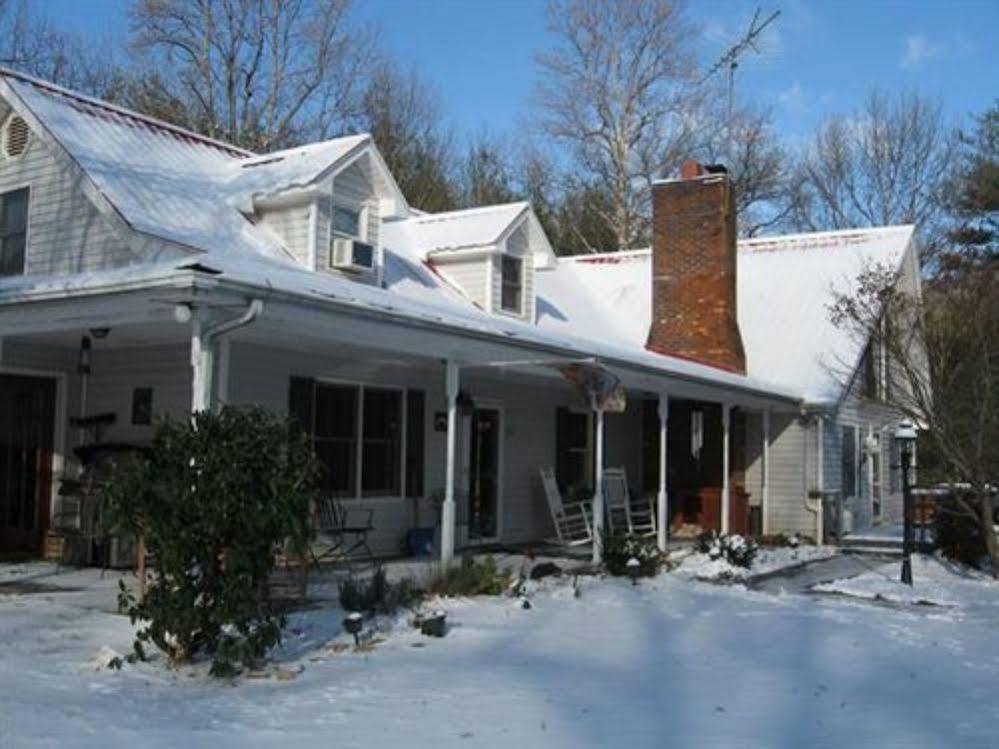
(39, 0, 998, 143)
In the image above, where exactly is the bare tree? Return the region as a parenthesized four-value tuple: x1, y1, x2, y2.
(830, 259, 999, 575)
(0, 0, 124, 97)
(791, 90, 954, 244)
(128, 0, 377, 150)
(533, 0, 700, 250)
(354, 62, 457, 212)
(459, 133, 519, 208)
(698, 103, 794, 237)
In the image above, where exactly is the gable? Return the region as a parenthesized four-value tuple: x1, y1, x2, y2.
(0, 96, 135, 276)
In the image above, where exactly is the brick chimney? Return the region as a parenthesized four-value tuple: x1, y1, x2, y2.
(646, 160, 746, 374)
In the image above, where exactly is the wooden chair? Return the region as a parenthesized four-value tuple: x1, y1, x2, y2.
(603, 467, 656, 537)
(539, 466, 593, 547)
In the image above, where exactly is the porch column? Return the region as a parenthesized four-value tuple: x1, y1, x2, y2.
(761, 408, 771, 535)
(441, 359, 459, 564)
(190, 311, 214, 413)
(592, 407, 605, 564)
(656, 393, 669, 551)
(721, 403, 731, 534)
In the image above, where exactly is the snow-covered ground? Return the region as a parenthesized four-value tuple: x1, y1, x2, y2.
(813, 553, 998, 607)
(1, 556, 998, 748)
(670, 543, 838, 581)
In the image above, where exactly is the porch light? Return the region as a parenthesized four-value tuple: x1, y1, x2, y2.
(343, 611, 363, 646)
(173, 303, 193, 324)
(77, 336, 92, 375)
(895, 422, 917, 586)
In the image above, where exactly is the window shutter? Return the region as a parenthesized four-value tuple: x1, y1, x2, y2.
(288, 376, 316, 435)
(405, 389, 425, 498)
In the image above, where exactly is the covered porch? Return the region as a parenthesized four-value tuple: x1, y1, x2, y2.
(0, 277, 798, 564)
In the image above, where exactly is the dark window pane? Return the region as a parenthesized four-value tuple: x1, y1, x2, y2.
(362, 388, 401, 496)
(841, 426, 856, 498)
(501, 255, 522, 312)
(315, 439, 356, 497)
(0, 187, 28, 277)
(131, 387, 153, 425)
(405, 390, 425, 498)
(315, 385, 357, 439)
(332, 205, 360, 237)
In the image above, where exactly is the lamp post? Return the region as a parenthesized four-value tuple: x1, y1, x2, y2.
(895, 422, 918, 586)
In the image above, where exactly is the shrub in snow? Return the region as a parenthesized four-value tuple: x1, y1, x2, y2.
(427, 555, 512, 596)
(101, 407, 320, 677)
(605, 533, 662, 577)
(935, 493, 993, 568)
(696, 531, 758, 569)
(339, 567, 422, 616)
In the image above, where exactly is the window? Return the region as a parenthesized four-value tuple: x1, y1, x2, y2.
(555, 407, 591, 498)
(332, 204, 362, 239)
(131, 387, 153, 425)
(290, 378, 424, 500)
(500, 255, 522, 313)
(314, 384, 359, 497)
(889, 437, 901, 494)
(361, 388, 402, 497)
(840, 426, 857, 498)
(0, 187, 28, 277)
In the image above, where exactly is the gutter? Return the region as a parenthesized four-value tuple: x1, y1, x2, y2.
(2, 268, 801, 407)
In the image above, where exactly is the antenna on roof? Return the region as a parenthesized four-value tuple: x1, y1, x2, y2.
(702, 8, 780, 124)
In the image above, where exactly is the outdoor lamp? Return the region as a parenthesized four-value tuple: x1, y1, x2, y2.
(343, 612, 363, 646)
(895, 422, 918, 585)
(77, 335, 92, 375)
(626, 557, 641, 586)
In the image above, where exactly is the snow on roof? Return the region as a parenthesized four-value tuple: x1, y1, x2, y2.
(382, 202, 529, 258)
(536, 226, 915, 403)
(228, 134, 370, 201)
(1, 70, 296, 262)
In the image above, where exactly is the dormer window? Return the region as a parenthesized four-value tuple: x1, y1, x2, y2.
(332, 204, 363, 240)
(500, 255, 522, 313)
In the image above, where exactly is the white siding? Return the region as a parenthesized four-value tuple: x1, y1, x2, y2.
(0, 103, 133, 275)
(435, 255, 491, 309)
(761, 412, 816, 538)
(257, 203, 313, 268)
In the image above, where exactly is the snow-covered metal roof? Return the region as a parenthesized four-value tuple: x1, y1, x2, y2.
(535, 226, 916, 403)
(0, 68, 908, 405)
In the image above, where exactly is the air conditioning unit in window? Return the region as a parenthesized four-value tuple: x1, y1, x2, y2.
(330, 237, 375, 273)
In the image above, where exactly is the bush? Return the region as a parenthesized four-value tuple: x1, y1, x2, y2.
(427, 555, 512, 596)
(339, 567, 422, 616)
(101, 407, 320, 677)
(696, 531, 758, 569)
(935, 495, 989, 567)
(605, 533, 662, 577)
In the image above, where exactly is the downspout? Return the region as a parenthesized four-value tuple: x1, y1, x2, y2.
(186, 299, 264, 413)
(804, 414, 824, 545)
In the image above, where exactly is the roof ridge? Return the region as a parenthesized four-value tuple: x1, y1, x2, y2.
(0, 66, 252, 159)
(239, 133, 370, 165)
(739, 224, 915, 249)
(410, 201, 529, 223)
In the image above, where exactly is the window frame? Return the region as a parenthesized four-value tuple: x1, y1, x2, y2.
(313, 378, 408, 501)
(331, 200, 367, 242)
(555, 406, 593, 497)
(499, 254, 523, 314)
(0, 184, 30, 277)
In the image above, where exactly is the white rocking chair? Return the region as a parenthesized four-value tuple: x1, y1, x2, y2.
(539, 466, 593, 547)
(603, 467, 656, 537)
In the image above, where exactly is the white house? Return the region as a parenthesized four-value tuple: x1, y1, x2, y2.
(0, 69, 921, 561)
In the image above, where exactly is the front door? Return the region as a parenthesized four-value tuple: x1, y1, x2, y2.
(465, 407, 501, 542)
(0, 375, 56, 555)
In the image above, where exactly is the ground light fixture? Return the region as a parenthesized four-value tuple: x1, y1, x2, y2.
(895, 422, 918, 586)
(626, 557, 641, 586)
(343, 612, 363, 646)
